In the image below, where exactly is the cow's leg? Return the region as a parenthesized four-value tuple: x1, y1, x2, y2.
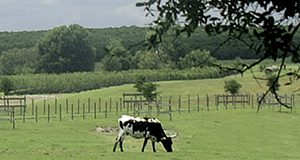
(113, 140, 118, 152)
(113, 131, 125, 152)
(119, 140, 124, 152)
(141, 138, 149, 152)
(151, 141, 156, 152)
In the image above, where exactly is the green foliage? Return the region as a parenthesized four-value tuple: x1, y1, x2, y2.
(224, 79, 242, 95)
(0, 47, 38, 75)
(134, 78, 159, 102)
(6, 67, 229, 94)
(0, 77, 14, 95)
(179, 49, 217, 69)
(0, 31, 45, 54)
(100, 38, 132, 71)
(267, 74, 280, 94)
(136, 50, 164, 69)
(37, 24, 95, 73)
(139, 0, 300, 93)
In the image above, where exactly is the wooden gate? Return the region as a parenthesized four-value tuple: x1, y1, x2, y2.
(0, 96, 26, 128)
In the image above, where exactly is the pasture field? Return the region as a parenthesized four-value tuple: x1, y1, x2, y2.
(0, 62, 300, 159)
(0, 109, 300, 160)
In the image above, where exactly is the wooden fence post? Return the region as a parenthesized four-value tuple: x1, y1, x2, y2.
(59, 104, 62, 122)
(48, 104, 50, 122)
(251, 95, 254, 109)
(77, 99, 80, 114)
(178, 95, 181, 114)
(35, 105, 38, 122)
(105, 102, 108, 118)
(206, 94, 209, 111)
(43, 99, 46, 115)
(32, 99, 34, 115)
(110, 98, 112, 112)
(122, 93, 125, 110)
(83, 103, 85, 120)
(88, 98, 91, 113)
(188, 94, 190, 113)
(169, 97, 172, 121)
(55, 98, 57, 115)
(66, 99, 69, 114)
(12, 107, 15, 129)
(94, 102, 97, 119)
(292, 94, 295, 113)
(126, 100, 129, 114)
(71, 104, 74, 120)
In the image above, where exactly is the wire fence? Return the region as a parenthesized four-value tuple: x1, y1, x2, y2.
(0, 93, 298, 128)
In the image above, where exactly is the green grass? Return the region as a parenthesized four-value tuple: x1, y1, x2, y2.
(1, 63, 300, 159)
(1, 109, 300, 160)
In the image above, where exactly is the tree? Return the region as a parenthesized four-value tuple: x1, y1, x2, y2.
(136, 50, 165, 69)
(0, 77, 14, 96)
(134, 76, 159, 102)
(179, 49, 217, 69)
(224, 79, 242, 95)
(100, 38, 132, 71)
(37, 24, 95, 73)
(137, 0, 300, 108)
(0, 47, 38, 75)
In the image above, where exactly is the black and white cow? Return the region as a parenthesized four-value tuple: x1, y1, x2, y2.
(113, 115, 176, 152)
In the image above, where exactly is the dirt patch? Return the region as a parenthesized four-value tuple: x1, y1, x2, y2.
(25, 94, 63, 101)
(94, 126, 119, 134)
(94, 126, 178, 137)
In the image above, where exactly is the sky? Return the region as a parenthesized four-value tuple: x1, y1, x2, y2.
(0, 0, 154, 31)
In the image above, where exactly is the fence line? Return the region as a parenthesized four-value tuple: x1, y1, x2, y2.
(0, 93, 297, 128)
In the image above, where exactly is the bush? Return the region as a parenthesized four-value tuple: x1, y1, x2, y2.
(224, 79, 242, 95)
(0, 77, 14, 95)
(134, 78, 159, 102)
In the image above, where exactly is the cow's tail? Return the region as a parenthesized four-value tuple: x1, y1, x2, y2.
(119, 120, 124, 129)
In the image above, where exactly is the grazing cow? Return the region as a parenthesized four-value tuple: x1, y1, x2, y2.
(265, 65, 278, 74)
(113, 115, 176, 152)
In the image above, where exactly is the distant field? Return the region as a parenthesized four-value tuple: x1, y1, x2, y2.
(24, 62, 299, 108)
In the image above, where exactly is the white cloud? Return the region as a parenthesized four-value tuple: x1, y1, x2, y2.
(0, 0, 152, 31)
(40, 0, 61, 6)
(112, 2, 154, 26)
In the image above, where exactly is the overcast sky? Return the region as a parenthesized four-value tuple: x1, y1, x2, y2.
(0, 0, 154, 31)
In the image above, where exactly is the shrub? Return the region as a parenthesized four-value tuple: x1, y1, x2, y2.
(134, 75, 159, 102)
(0, 77, 14, 95)
(224, 79, 242, 95)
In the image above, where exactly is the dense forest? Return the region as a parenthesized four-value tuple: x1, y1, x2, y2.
(0, 25, 299, 75)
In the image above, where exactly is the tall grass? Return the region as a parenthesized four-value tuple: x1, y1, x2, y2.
(1, 67, 231, 94)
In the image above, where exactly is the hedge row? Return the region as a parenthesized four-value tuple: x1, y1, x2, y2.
(1, 67, 232, 94)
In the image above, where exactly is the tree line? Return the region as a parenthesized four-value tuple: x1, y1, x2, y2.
(0, 24, 284, 75)
(1, 24, 299, 75)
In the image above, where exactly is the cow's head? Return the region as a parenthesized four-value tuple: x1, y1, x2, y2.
(161, 137, 173, 152)
(161, 132, 177, 152)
